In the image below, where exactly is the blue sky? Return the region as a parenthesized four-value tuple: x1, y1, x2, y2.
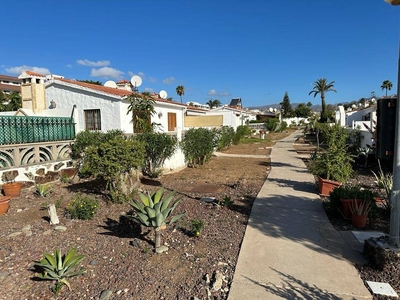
(1, 0, 400, 108)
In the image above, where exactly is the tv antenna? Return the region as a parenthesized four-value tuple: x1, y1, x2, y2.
(159, 90, 168, 99)
(130, 75, 142, 92)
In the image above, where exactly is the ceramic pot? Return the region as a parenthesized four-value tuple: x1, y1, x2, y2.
(2, 182, 22, 197)
(318, 177, 342, 197)
(340, 198, 363, 219)
(352, 214, 367, 228)
(0, 196, 11, 215)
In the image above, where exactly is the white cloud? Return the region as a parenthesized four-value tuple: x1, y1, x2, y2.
(163, 77, 175, 84)
(127, 71, 135, 78)
(6, 65, 51, 75)
(77, 59, 110, 67)
(90, 67, 124, 79)
(208, 89, 230, 97)
(66, 64, 73, 68)
(149, 77, 156, 83)
(144, 87, 154, 92)
(138, 71, 145, 77)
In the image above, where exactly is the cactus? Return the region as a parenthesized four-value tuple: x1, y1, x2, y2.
(128, 187, 185, 249)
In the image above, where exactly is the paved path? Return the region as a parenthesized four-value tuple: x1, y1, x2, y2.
(228, 130, 371, 300)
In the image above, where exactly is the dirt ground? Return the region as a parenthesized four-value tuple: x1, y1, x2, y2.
(1, 129, 395, 300)
(0, 131, 292, 300)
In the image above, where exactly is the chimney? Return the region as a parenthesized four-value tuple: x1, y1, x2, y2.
(18, 71, 46, 113)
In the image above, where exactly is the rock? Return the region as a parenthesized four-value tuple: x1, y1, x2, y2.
(0, 272, 8, 281)
(156, 245, 169, 254)
(8, 232, 22, 238)
(99, 289, 113, 300)
(54, 226, 67, 232)
(211, 271, 224, 291)
(42, 230, 52, 235)
(89, 260, 97, 265)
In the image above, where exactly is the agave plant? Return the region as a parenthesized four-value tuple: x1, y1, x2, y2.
(128, 187, 185, 249)
(34, 248, 86, 294)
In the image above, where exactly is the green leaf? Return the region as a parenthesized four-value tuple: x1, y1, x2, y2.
(55, 249, 62, 271)
(145, 206, 156, 219)
(136, 211, 150, 226)
(43, 253, 57, 267)
(153, 187, 164, 204)
(63, 248, 77, 268)
(60, 278, 71, 291)
(139, 193, 150, 206)
(168, 212, 185, 224)
(155, 212, 165, 227)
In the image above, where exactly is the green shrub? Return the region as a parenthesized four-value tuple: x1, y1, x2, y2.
(84, 137, 145, 203)
(181, 128, 216, 167)
(309, 124, 354, 183)
(134, 132, 178, 178)
(191, 219, 204, 237)
(233, 125, 251, 144)
(216, 126, 235, 150)
(265, 118, 279, 132)
(279, 121, 288, 132)
(66, 194, 98, 220)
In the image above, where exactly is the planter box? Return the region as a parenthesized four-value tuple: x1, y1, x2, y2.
(318, 177, 342, 197)
(2, 182, 22, 198)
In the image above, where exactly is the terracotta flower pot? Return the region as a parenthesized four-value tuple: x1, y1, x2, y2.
(340, 198, 363, 219)
(0, 196, 11, 215)
(318, 177, 342, 197)
(352, 214, 367, 228)
(2, 182, 22, 198)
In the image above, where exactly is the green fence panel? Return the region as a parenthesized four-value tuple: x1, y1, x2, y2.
(0, 116, 75, 145)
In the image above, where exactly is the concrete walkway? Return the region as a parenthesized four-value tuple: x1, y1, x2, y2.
(228, 130, 372, 300)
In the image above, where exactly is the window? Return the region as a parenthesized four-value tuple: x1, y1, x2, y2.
(84, 109, 101, 130)
(168, 112, 177, 131)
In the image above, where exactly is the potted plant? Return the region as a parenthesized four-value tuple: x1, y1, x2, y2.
(329, 185, 375, 219)
(309, 124, 354, 196)
(1, 173, 22, 198)
(0, 195, 11, 215)
(350, 199, 371, 228)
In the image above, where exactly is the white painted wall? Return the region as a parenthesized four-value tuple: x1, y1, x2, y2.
(46, 84, 133, 134)
(151, 102, 185, 133)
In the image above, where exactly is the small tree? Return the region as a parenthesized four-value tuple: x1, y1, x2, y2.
(127, 187, 185, 250)
(134, 132, 178, 178)
(126, 92, 156, 133)
(381, 80, 393, 97)
(176, 85, 185, 103)
(280, 92, 293, 118)
(180, 128, 216, 167)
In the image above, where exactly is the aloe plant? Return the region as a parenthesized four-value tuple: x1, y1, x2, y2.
(128, 187, 185, 249)
(34, 248, 86, 294)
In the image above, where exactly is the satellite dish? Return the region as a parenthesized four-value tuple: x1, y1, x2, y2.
(269, 107, 273, 112)
(130, 75, 142, 92)
(273, 108, 277, 112)
(104, 80, 117, 88)
(159, 90, 168, 99)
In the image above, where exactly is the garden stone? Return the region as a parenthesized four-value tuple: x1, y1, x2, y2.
(54, 226, 67, 232)
(99, 289, 113, 300)
(211, 271, 224, 291)
(8, 232, 22, 238)
(156, 245, 168, 254)
(48, 204, 59, 225)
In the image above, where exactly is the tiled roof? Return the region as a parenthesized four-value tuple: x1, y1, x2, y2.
(0, 74, 21, 82)
(0, 83, 21, 93)
(57, 78, 133, 97)
(116, 79, 130, 84)
(25, 71, 46, 77)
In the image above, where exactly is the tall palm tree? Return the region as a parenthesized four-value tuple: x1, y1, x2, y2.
(309, 78, 337, 123)
(381, 80, 393, 97)
(176, 85, 185, 103)
(206, 99, 221, 109)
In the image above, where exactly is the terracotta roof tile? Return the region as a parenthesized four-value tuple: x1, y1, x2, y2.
(116, 79, 130, 84)
(25, 71, 46, 77)
(57, 78, 133, 97)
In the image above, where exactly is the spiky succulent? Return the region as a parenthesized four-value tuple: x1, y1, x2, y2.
(128, 187, 185, 228)
(34, 248, 86, 294)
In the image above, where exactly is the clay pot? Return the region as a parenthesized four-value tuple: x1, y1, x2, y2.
(2, 182, 22, 197)
(0, 196, 11, 215)
(340, 198, 363, 219)
(318, 177, 342, 197)
(352, 214, 367, 228)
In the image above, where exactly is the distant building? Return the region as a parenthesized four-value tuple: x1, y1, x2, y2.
(0, 74, 21, 94)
